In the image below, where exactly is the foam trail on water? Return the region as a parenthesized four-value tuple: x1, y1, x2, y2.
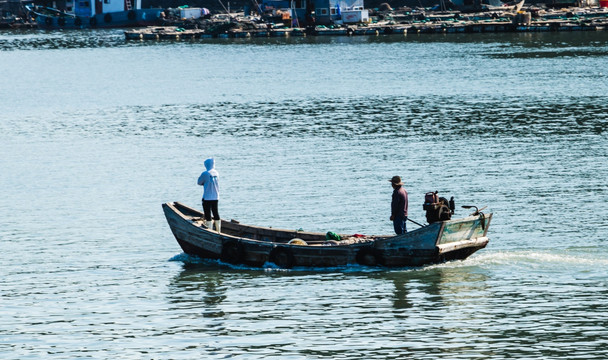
(446, 250, 608, 268)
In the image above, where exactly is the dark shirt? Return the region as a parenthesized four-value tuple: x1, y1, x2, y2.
(391, 186, 409, 218)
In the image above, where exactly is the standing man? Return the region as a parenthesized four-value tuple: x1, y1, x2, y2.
(197, 158, 221, 233)
(389, 175, 408, 235)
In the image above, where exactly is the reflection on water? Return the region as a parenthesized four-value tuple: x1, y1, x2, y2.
(2, 28, 608, 53)
(163, 257, 607, 358)
(168, 265, 228, 317)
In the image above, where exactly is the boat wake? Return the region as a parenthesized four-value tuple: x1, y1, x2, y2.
(433, 249, 608, 269)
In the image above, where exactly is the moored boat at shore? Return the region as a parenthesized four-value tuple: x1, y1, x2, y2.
(163, 201, 492, 269)
(27, 0, 161, 29)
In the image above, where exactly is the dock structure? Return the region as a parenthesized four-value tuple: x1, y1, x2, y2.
(125, 7, 608, 40)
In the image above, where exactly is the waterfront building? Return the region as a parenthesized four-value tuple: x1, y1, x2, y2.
(260, 0, 367, 26)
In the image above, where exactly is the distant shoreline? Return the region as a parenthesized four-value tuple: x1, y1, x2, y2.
(125, 6, 608, 40)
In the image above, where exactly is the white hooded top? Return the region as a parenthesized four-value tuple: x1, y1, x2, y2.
(197, 158, 220, 200)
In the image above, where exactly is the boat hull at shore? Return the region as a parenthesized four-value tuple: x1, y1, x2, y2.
(29, 7, 161, 29)
(163, 202, 492, 269)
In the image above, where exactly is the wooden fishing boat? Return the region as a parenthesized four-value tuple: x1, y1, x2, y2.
(163, 202, 492, 268)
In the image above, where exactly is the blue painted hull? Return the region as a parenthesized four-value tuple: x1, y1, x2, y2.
(32, 8, 162, 29)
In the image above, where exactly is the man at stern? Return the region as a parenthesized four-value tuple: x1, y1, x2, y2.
(389, 175, 408, 235)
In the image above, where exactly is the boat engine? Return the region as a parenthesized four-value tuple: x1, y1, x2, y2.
(423, 191, 454, 223)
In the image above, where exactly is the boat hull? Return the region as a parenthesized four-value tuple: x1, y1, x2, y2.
(163, 202, 491, 268)
(32, 9, 161, 29)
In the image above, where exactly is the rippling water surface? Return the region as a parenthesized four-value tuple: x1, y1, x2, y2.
(1, 29, 607, 359)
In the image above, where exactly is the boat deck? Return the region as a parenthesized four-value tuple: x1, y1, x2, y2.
(172, 202, 378, 247)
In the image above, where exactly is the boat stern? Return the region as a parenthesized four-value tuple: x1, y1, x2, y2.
(373, 213, 492, 266)
(435, 213, 492, 261)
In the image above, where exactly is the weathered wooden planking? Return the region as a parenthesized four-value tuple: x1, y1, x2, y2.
(163, 201, 491, 268)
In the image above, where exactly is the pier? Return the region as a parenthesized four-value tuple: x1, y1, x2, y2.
(125, 7, 608, 40)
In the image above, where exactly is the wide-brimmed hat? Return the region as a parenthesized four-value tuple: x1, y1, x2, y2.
(389, 176, 403, 186)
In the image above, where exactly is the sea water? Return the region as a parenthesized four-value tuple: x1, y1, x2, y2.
(1, 29, 607, 359)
